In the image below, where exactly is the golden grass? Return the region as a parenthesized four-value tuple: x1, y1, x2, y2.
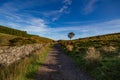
(0, 44, 51, 80)
(84, 47, 101, 62)
(66, 45, 73, 51)
(102, 46, 117, 52)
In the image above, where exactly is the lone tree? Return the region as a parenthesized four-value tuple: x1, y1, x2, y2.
(68, 32, 75, 40)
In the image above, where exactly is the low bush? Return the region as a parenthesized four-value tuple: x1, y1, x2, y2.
(84, 47, 101, 63)
(59, 33, 120, 80)
(9, 37, 36, 46)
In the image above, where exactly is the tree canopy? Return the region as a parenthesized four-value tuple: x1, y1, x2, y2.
(68, 32, 75, 40)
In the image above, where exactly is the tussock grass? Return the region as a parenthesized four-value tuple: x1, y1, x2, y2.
(84, 47, 101, 62)
(59, 33, 120, 80)
(66, 45, 73, 51)
(102, 46, 117, 52)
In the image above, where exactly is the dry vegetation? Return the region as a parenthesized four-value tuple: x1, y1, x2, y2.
(59, 33, 120, 80)
(0, 25, 53, 80)
(0, 42, 52, 80)
(84, 47, 101, 62)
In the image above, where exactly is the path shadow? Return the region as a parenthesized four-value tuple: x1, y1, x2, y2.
(34, 44, 65, 80)
(27, 44, 94, 80)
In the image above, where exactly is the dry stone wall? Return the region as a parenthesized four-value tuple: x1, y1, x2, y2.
(0, 44, 44, 65)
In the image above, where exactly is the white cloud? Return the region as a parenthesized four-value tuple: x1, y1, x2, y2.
(63, 0, 72, 5)
(44, 19, 120, 40)
(0, 0, 50, 33)
(0, 17, 48, 33)
(0, 0, 72, 22)
(0, 0, 119, 40)
(0, 1, 29, 22)
(23, 18, 48, 32)
(83, 0, 99, 14)
(59, 6, 68, 13)
(42, 0, 72, 21)
(0, 14, 120, 40)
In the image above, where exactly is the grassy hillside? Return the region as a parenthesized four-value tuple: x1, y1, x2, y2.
(30, 35, 53, 43)
(0, 25, 53, 80)
(0, 25, 29, 37)
(78, 33, 120, 40)
(0, 33, 17, 46)
(59, 33, 120, 80)
(0, 25, 53, 46)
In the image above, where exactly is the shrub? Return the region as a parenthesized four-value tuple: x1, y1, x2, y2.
(9, 37, 36, 46)
(84, 47, 101, 62)
(66, 45, 73, 51)
(102, 46, 117, 52)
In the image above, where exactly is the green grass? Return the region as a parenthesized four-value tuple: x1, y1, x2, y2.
(61, 46, 120, 80)
(59, 33, 120, 80)
(0, 32, 53, 46)
(0, 45, 51, 80)
(24, 45, 51, 80)
(0, 33, 35, 46)
(0, 25, 53, 46)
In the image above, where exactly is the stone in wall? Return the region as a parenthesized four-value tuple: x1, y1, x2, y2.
(0, 44, 44, 65)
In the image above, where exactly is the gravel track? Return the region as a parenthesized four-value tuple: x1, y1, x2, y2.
(35, 44, 94, 80)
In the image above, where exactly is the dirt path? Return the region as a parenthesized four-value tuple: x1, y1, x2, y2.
(35, 44, 94, 80)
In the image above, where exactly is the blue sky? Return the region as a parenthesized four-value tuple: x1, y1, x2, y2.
(0, 0, 120, 40)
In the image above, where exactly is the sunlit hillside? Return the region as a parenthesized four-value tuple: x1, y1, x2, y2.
(59, 33, 120, 80)
(0, 25, 53, 46)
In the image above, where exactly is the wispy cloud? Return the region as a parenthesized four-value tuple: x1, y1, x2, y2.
(42, 0, 72, 21)
(42, 19, 120, 40)
(63, 0, 72, 5)
(0, 0, 119, 40)
(0, 0, 50, 33)
(83, 0, 99, 14)
(23, 18, 48, 32)
(62, 20, 99, 25)
(0, 18, 48, 33)
(0, 0, 56, 21)
(0, 12, 120, 40)
(12, 19, 119, 40)
(0, 1, 28, 22)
